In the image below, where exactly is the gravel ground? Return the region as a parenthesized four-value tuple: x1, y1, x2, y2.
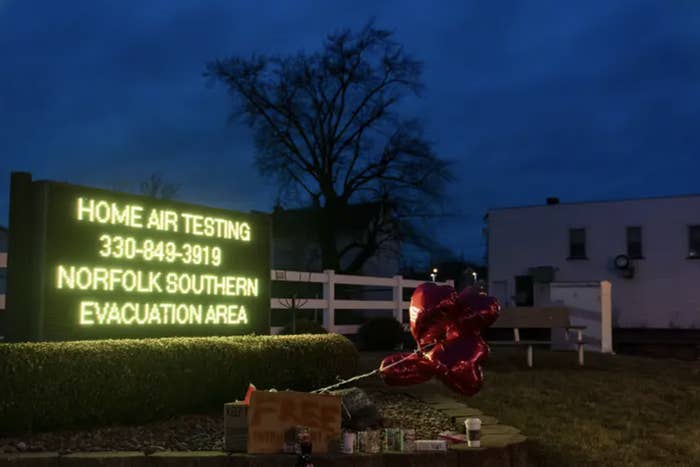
(0, 390, 454, 454)
(368, 391, 454, 439)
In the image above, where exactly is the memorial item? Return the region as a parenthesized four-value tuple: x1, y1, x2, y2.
(365, 430, 381, 453)
(341, 431, 356, 454)
(283, 426, 304, 454)
(296, 428, 313, 467)
(354, 430, 380, 453)
(329, 387, 380, 430)
(356, 431, 367, 452)
(465, 418, 482, 447)
(223, 401, 248, 452)
(379, 283, 500, 396)
(402, 429, 416, 452)
(415, 440, 448, 451)
(383, 428, 402, 452)
(438, 431, 466, 444)
(223, 384, 258, 452)
(246, 390, 341, 454)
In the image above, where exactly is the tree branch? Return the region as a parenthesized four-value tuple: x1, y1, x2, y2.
(206, 23, 449, 274)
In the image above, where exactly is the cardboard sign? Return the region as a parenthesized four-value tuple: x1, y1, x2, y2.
(247, 390, 341, 454)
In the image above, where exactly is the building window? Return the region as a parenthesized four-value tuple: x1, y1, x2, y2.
(626, 226, 643, 259)
(569, 228, 587, 259)
(689, 226, 700, 259)
(514, 275, 534, 306)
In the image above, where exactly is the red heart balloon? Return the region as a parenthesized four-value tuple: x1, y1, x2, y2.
(379, 352, 437, 386)
(409, 283, 456, 349)
(446, 287, 500, 339)
(426, 336, 490, 396)
(380, 283, 500, 396)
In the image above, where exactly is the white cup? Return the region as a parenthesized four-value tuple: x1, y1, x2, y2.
(465, 418, 481, 447)
(342, 432, 356, 454)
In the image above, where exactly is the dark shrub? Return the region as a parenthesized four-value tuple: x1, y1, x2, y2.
(0, 334, 357, 434)
(358, 317, 405, 350)
(280, 318, 328, 335)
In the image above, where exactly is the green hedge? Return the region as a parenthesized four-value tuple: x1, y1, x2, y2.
(358, 317, 405, 350)
(0, 334, 358, 434)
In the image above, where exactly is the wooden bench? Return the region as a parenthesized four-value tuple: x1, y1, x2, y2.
(490, 307, 586, 367)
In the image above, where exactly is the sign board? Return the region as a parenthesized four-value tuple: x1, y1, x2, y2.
(247, 390, 341, 454)
(5, 172, 271, 341)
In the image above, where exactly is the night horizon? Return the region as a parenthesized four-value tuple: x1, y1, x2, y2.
(2, 0, 700, 264)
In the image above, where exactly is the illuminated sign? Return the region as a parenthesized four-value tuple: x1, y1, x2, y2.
(5, 172, 270, 341)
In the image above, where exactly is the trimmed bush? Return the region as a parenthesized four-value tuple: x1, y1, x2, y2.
(0, 334, 358, 434)
(358, 317, 405, 350)
(280, 318, 328, 335)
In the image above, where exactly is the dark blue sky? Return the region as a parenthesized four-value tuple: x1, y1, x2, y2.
(2, 0, 699, 263)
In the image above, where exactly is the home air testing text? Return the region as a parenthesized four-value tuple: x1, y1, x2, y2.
(55, 197, 258, 327)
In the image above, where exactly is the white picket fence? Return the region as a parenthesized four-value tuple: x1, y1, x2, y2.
(0, 254, 451, 335)
(270, 269, 453, 334)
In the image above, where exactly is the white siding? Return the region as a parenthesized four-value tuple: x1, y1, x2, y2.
(488, 196, 700, 329)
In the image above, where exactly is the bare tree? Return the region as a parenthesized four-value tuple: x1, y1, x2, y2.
(140, 172, 181, 200)
(206, 22, 452, 272)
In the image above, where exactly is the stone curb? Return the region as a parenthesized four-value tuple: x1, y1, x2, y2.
(0, 447, 535, 467)
(404, 388, 532, 467)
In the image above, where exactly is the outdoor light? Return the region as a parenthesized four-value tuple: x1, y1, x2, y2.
(614, 254, 630, 270)
(430, 268, 438, 282)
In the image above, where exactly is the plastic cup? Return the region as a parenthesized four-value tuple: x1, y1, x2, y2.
(465, 418, 481, 447)
(342, 432, 356, 454)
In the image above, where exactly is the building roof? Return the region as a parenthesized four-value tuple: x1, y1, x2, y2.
(488, 193, 700, 213)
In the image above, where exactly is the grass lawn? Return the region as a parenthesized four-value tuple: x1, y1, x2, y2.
(468, 348, 700, 467)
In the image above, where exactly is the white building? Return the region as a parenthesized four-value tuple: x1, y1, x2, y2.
(487, 195, 700, 331)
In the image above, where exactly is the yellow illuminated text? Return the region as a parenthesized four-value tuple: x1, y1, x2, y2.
(57, 265, 258, 297)
(79, 301, 248, 325)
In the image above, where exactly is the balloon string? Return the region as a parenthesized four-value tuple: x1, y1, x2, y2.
(310, 369, 381, 394)
(311, 341, 440, 394)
